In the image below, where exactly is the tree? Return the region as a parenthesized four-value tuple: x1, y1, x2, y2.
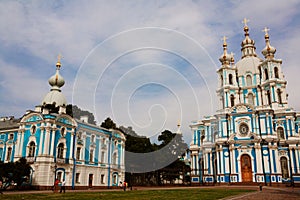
(0, 158, 31, 190)
(66, 104, 96, 125)
(100, 117, 117, 129)
(156, 130, 190, 185)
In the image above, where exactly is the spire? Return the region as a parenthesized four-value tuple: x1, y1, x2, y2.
(241, 18, 257, 58)
(56, 54, 62, 69)
(262, 27, 276, 59)
(41, 56, 67, 110)
(219, 36, 232, 65)
(49, 55, 65, 89)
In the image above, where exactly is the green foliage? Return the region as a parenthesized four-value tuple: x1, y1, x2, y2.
(66, 104, 96, 125)
(100, 117, 117, 129)
(0, 158, 31, 188)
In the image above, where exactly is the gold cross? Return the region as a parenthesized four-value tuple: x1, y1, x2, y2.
(57, 54, 62, 63)
(222, 36, 227, 44)
(262, 27, 270, 35)
(242, 18, 249, 27)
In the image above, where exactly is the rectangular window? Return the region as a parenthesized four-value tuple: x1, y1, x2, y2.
(6, 147, 12, 161)
(57, 172, 62, 181)
(101, 174, 105, 184)
(76, 148, 80, 160)
(90, 149, 94, 163)
(75, 173, 80, 183)
(101, 152, 105, 163)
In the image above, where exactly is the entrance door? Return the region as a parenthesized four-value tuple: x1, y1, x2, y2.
(241, 154, 252, 182)
(89, 174, 93, 188)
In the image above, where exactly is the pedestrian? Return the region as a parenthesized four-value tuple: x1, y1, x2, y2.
(123, 181, 126, 191)
(53, 178, 59, 193)
(0, 180, 3, 194)
(119, 181, 123, 189)
(60, 179, 66, 193)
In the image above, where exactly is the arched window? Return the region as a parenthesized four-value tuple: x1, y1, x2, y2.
(220, 75, 223, 86)
(112, 152, 117, 165)
(259, 67, 262, 79)
(221, 96, 225, 109)
(77, 132, 82, 140)
(280, 157, 289, 179)
(61, 127, 66, 137)
(31, 125, 36, 135)
(6, 147, 12, 161)
(230, 94, 235, 107)
(277, 127, 285, 139)
(267, 90, 271, 105)
(264, 68, 269, 80)
(91, 135, 95, 143)
(277, 89, 282, 104)
(246, 75, 252, 86)
(274, 67, 279, 78)
(113, 174, 118, 184)
(248, 93, 254, 105)
(229, 74, 233, 85)
(57, 143, 64, 159)
(28, 141, 36, 157)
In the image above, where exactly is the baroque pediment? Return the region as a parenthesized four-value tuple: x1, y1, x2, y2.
(231, 103, 253, 113)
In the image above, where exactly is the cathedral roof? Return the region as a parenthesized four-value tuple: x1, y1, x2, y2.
(41, 56, 67, 107)
(236, 19, 262, 75)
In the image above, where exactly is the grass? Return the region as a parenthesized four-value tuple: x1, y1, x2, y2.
(0, 188, 256, 200)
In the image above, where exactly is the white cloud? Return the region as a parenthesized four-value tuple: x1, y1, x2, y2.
(0, 0, 300, 144)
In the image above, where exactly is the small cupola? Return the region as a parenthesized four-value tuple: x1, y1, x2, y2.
(261, 27, 276, 59)
(219, 36, 232, 65)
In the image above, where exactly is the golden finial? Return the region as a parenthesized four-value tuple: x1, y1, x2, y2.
(56, 54, 62, 68)
(242, 18, 249, 27)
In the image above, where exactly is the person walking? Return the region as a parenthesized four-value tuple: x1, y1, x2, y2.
(0, 180, 3, 194)
(53, 179, 59, 193)
(60, 179, 66, 193)
(123, 181, 127, 191)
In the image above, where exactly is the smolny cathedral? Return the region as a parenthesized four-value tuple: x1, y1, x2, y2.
(190, 20, 300, 186)
(0, 59, 125, 189)
(1, 18, 300, 189)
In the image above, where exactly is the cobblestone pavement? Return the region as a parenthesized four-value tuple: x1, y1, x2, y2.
(222, 186, 300, 200)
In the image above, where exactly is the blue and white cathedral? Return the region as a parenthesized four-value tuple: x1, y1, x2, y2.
(0, 59, 125, 189)
(190, 20, 300, 186)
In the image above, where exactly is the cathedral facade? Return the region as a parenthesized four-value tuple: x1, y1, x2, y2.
(0, 60, 125, 189)
(190, 21, 300, 186)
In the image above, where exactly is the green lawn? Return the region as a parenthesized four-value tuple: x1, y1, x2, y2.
(1, 188, 256, 200)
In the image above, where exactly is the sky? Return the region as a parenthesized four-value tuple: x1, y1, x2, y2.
(1, 0, 300, 145)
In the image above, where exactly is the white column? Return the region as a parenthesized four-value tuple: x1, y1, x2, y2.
(296, 148, 300, 173)
(232, 146, 236, 174)
(255, 144, 262, 173)
(50, 128, 55, 156)
(216, 150, 220, 174)
(220, 147, 224, 174)
(69, 130, 74, 159)
(44, 128, 50, 155)
(38, 128, 45, 155)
